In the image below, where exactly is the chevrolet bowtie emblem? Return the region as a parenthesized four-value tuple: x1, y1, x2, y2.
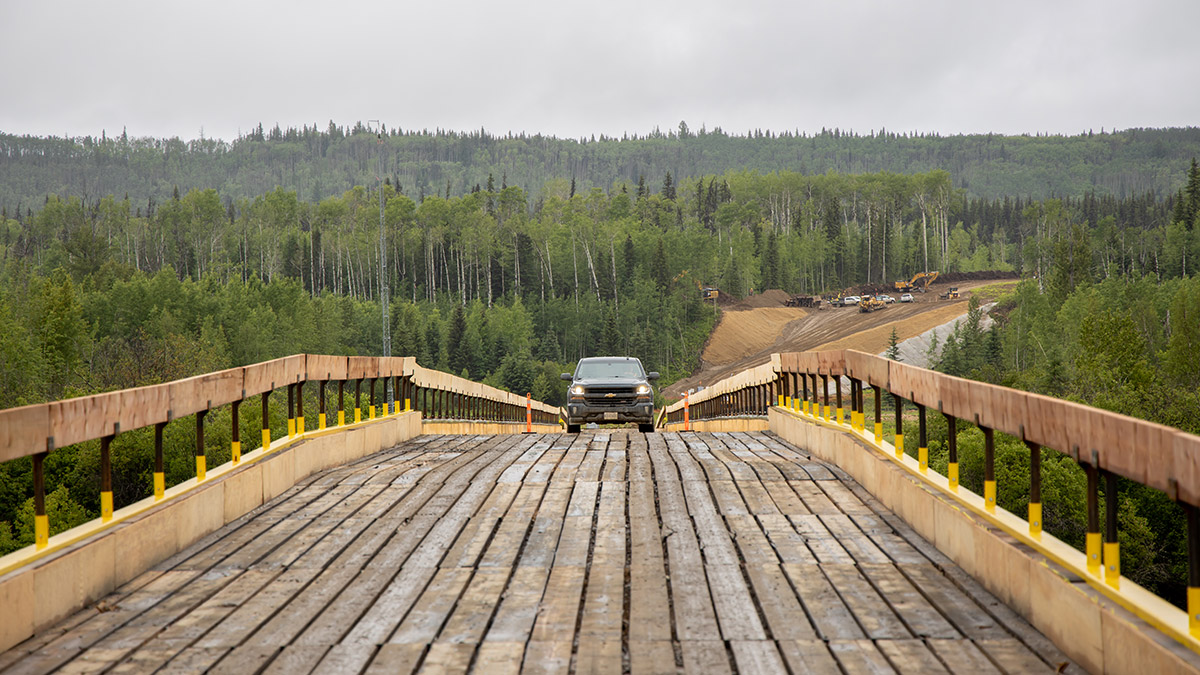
(605, 393, 615, 398)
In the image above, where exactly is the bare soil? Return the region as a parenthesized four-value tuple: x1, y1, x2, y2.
(663, 279, 1017, 398)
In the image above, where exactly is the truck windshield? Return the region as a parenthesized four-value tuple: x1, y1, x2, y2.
(576, 360, 644, 379)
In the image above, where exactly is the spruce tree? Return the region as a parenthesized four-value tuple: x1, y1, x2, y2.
(886, 328, 902, 362)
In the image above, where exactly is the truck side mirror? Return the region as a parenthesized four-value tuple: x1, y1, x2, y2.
(560, 373, 573, 381)
(647, 372, 660, 380)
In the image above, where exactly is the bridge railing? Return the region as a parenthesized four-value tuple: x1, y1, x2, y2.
(0, 354, 559, 566)
(665, 348, 1200, 651)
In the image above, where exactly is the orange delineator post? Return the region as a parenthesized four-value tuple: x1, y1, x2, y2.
(526, 393, 532, 432)
(684, 391, 690, 431)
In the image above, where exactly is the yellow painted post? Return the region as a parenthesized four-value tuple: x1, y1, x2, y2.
(1105, 542, 1120, 588)
(33, 452, 48, 549)
(154, 422, 166, 500)
(195, 410, 207, 482)
(287, 383, 296, 438)
(100, 434, 114, 521)
(319, 413, 326, 430)
(262, 390, 272, 451)
(231, 399, 242, 464)
(296, 380, 305, 435)
(196, 455, 207, 482)
(983, 427, 995, 512)
(917, 404, 928, 473)
(1188, 505, 1200, 638)
(893, 394, 904, 459)
(405, 398, 411, 412)
(1103, 471, 1119, 588)
(948, 463, 959, 492)
(1086, 463, 1101, 576)
(1028, 440, 1041, 537)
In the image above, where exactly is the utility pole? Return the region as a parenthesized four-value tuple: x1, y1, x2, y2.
(369, 120, 392, 410)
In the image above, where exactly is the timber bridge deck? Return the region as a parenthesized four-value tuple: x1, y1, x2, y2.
(4, 350, 1200, 673)
(1, 431, 1075, 674)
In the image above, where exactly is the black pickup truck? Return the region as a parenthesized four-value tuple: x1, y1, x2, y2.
(561, 356, 658, 433)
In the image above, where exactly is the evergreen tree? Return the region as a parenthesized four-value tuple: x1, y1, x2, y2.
(662, 172, 676, 201)
(886, 328, 902, 361)
(651, 238, 669, 291)
(446, 305, 468, 376)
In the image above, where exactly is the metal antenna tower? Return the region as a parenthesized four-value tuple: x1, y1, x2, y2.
(369, 120, 392, 409)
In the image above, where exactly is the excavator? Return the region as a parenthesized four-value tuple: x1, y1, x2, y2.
(894, 270, 939, 293)
(672, 270, 719, 299)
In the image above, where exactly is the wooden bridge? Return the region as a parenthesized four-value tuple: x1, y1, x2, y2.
(1, 352, 1198, 673)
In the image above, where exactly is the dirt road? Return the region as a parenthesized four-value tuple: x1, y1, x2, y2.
(663, 280, 1014, 398)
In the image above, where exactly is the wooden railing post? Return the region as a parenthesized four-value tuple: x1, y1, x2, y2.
(1027, 439, 1040, 534)
(945, 413, 958, 491)
(262, 390, 271, 450)
(195, 410, 207, 482)
(1105, 470, 1120, 588)
(893, 394, 904, 459)
(33, 452, 47, 548)
(231, 399, 241, 463)
(100, 434, 114, 521)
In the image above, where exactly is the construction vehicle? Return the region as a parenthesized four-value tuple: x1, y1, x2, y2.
(894, 270, 939, 293)
(858, 295, 886, 313)
(939, 287, 960, 300)
(785, 295, 819, 308)
(672, 270, 719, 300)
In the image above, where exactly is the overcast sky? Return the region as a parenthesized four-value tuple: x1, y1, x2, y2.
(2, 0, 1197, 142)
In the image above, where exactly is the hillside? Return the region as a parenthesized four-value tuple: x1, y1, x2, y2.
(2, 125, 1198, 213)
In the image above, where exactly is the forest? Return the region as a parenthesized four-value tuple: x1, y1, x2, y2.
(2, 156, 1200, 609)
(2, 123, 1199, 216)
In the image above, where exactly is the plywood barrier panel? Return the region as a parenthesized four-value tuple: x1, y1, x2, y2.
(305, 354, 349, 382)
(0, 403, 50, 462)
(1174, 432, 1200, 507)
(844, 350, 889, 388)
(888, 362, 941, 410)
(168, 367, 244, 419)
(117, 383, 170, 432)
(48, 391, 122, 448)
(347, 356, 380, 381)
(816, 350, 845, 376)
(244, 355, 303, 397)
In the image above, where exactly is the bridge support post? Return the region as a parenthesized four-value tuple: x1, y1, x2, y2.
(983, 426, 995, 512)
(684, 391, 690, 431)
(873, 385, 882, 443)
(354, 379, 362, 423)
(1027, 440, 1040, 535)
(154, 422, 166, 500)
(318, 381, 326, 430)
(33, 452, 47, 549)
(369, 378, 377, 420)
(945, 414, 958, 491)
(801, 373, 809, 416)
(821, 374, 829, 421)
(893, 394, 904, 459)
(101, 434, 114, 520)
(338, 380, 345, 426)
(195, 410, 207, 482)
(917, 403, 927, 473)
(287, 384, 295, 438)
(1188, 505, 1200, 638)
(1104, 470, 1120, 588)
(261, 391, 271, 450)
(296, 381, 305, 435)
(835, 377, 843, 425)
(231, 399, 241, 463)
(1086, 461, 1101, 576)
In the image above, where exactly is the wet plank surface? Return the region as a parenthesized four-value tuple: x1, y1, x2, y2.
(0, 431, 1080, 674)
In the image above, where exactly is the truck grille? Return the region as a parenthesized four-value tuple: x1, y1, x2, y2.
(585, 387, 638, 406)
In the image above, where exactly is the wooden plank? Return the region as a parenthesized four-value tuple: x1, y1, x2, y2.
(629, 562, 672, 643)
(680, 641, 732, 675)
(729, 640, 788, 675)
(473, 642, 524, 675)
(734, 479, 781, 515)
(705, 564, 766, 640)
(789, 515, 853, 564)
(858, 563, 960, 639)
(827, 639, 896, 674)
(520, 641, 573, 675)
(760, 480, 810, 515)
(743, 564, 817, 639)
(757, 513, 817, 564)
(893, 564, 1006, 641)
(819, 514, 890, 564)
(819, 564, 911, 639)
(485, 566, 552, 643)
(261, 645, 330, 675)
(0, 401, 50, 461)
(419, 642, 475, 673)
(724, 515, 778, 565)
(513, 486, 571, 568)
(788, 480, 841, 513)
(388, 567, 473, 643)
(628, 641, 677, 675)
(574, 638, 621, 675)
(927, 639, 1003, 674)
(876, 639, 950, 673)
(782, 563, 865, 640)
(777, 640, 841, 673)
(362, 643, 425, 675)
(530, 566, 586, 642)
(310, 644, 377, 675)
(437, 567, 511, 644)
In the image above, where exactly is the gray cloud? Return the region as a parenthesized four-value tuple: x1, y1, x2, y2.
(1, 0, 1196, 141)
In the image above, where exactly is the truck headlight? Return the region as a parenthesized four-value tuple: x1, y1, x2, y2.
(571, 385, 585, 396)
(636, 384, 651, 395)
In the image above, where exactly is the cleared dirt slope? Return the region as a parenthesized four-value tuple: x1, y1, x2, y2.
(664, 280, 1013, 398)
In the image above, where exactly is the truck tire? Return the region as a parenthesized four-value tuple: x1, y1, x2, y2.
(638, 423, 655, 433)
(566, 424, 580, 434)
